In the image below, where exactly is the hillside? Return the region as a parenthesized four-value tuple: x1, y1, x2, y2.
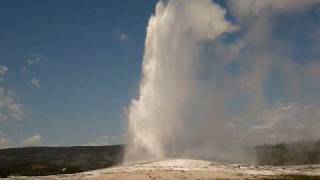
(0, 145, 124, 178)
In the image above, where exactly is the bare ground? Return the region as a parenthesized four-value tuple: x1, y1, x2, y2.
(5, 159, 320, 180)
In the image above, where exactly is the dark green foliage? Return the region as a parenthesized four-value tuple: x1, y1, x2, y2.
(254, 141, 320, 166)
(0, 145, 124, 177)
(0, 163, 81, 177)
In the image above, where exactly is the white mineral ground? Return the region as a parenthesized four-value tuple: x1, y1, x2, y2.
(6, 159, 320, 180)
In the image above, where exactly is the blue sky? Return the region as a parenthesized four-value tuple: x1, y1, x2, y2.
(0, 0, 319, 148)
(0, 0, 158, 147)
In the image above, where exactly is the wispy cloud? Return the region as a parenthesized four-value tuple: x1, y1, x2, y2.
(0, 65, 23, 123)
(227, 0, 320, 18)
(0, 65, 8, 76)
(27, 59, 40, 65)
(26, 53, 46, 65)
(84, 135, 120, 146)
(23, 52, 48, 73)
(30, 78, 41, 88)
(0, 88, 23, 122)
(21, 135, 43, 146)
(119, 32, 130, 42)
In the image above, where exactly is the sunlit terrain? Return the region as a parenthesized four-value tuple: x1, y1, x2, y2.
(5, 159, 320, 180)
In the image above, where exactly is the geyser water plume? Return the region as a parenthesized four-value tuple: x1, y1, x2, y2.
(125, 0, 236, 162)
(125, 0, 320, 163)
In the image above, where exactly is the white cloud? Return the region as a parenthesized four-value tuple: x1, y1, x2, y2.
(26, 53, 45, 65)
(0, 65, 8, 76)
(27, 60, 38, 65)
(0, 88, 23, 122)
(0, 136, 11, 148)
(227, 0, 320, 18)
(27, 58, 40, 65)
(84, 135, 120, 146)
(30, 78, 41, 88)
(21, 135, 43, 146)
(119, 33, 130, 42)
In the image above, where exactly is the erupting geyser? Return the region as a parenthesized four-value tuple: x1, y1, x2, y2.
(126, 0, 320, 163)
(125, 0, 236, 162)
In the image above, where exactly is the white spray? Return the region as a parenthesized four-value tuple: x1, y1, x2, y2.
(125, 0, 320, 163)
(125, 0, 236, 162)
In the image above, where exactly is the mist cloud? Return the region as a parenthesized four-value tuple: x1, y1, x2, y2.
(242, 103, 320, 144)
(126, 0, 237, 162)
(227, 0, 320, 18)
(126, 0, 320, 163)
